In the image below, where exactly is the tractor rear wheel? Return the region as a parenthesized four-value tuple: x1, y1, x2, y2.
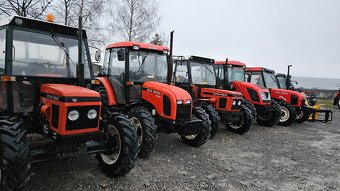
(295, 107, 311, 123)
(97, 113, 139, 177)
(128, 107, 157, 158)
(257, 100, 281, 127)
(226, 105, 254, 134)
(201, 103, 220, 139)
(278, 102, 297, 126)
(181, 107, 210, 147)
(0, 116, 31, 191)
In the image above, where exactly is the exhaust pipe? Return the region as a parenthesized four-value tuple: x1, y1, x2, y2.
(77, 16, 84, 87)
(167, 31, 174, 83)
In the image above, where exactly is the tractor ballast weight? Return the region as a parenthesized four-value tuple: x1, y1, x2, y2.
(245, 67, 313, 124)
(94, 42, 210, 157)
(214, 60, 281, 127)
(172, 56, 254, 137)
(0, 16, 139, 190)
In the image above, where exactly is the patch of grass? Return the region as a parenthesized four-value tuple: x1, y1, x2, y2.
(316, 99, 335, 109)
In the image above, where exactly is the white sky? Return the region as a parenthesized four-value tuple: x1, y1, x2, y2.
(158, 0, 340, 79)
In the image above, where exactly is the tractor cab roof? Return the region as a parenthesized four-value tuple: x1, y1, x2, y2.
(215, 60, 246, 67)
(173, 55, 214, 64)
(276, 73, 287, 78)
(0, 16, 87, 38)
(245, 67, 275, 74)
(106, 41, 169, 52)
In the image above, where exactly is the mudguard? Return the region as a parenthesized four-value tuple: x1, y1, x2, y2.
(142, 81, 192, 121)
(96, 77, 117, 106)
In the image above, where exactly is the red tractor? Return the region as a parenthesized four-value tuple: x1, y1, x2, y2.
(93, 42, 210, 158)
(214, 60, 281, 127)
(0, 16, 139, 190)
(172, 56, 254, 137)
(334, 90, 340, 109)
(245, 67, 312, 124)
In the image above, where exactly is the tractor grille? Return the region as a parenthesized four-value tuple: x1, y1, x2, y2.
(219, 98, 227, 109)
(176, 104, 191, 119)
(51, 104, 59, 129)
(66, 106, 100, 131)
(291, 94, 298, 105)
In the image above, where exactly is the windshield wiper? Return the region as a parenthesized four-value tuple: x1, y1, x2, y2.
(51, 33, 76, 77)
(136, 52, 150, 72)
(202, 63, 215, 76)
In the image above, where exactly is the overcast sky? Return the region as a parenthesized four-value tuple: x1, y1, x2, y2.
(158, 0, 340, 79)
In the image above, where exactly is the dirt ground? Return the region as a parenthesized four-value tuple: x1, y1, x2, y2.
(25, 110, 340, 191)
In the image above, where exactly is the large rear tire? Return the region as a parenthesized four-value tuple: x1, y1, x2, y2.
(0, 116, 31, 191)
(128, 107, 157, 158)
(226, 105, 254, 134)
(257, 100, 281, 127)
(201, 103, 220, 139)
(181, 107, 210, 147)
(277, 101, 297, 126)
(94, 85, 111, 116)
(97, 113, 139, 177)
(295, 107, 311, 123)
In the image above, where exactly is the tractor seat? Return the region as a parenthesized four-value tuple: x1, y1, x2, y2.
(109, 78, 126, 105)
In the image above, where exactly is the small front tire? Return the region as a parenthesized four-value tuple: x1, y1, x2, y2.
(226, 105, 254, 134)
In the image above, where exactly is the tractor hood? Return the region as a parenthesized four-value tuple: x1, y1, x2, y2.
(232, 81, 270, 93)
(201, 88, 243, 98)
(270, 88, 302, 97)
(143, 81, 192, 101)
(41, 84, 100, 98)
(270, 88, 304, 106)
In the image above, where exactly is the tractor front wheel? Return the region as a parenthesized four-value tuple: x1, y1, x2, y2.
(181, 107, 210, 147)
(295, 107, 311, 123)
(278, 102, 297, 126)
(257, 100, 281, 127)
(0, 116, 31, 191)
(201, 103, 220, 139)
(226, 105, 254, 134)
(97, 113, 139, 177)
(128, 107, 157, 158)
(242, 99, 257, 120)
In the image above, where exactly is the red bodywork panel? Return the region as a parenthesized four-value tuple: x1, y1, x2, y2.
(244, 67, 264, 72)
(142, 81, 192, 120)
(215, 60, 246, 67)
(270, 88, 303, 107)
(232, 81, 271, 106)
(96, 77, 117, 106)
(199, 88, 243, 111)
(106, 41, 169, 51)
(40, 84, 101, 136)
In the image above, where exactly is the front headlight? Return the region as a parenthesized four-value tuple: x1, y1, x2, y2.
(232, 100, 236, 105)
(186, 100, 191, 104)
(177, 100, 183, 105)
(238, 100, 242, 105)
(68, 110, 79, 121)
(260, 91, 270, 100)
(87, 109, 98, 120)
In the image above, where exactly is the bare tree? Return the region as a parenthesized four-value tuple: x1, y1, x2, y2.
(114, 0, 161, 42)
(0, 0, 53, 19)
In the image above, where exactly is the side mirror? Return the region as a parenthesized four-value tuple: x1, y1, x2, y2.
(117, 49, 125, 61)
(94, 50, 101, 62)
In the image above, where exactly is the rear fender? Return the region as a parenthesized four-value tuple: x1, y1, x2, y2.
(200, 88, 243, 111)
(142, 81, 192, 121)
(96, 77, 117, 106)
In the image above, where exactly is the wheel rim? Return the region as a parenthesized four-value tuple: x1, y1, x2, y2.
(296, 110, 304, 119)
(129, 117, 143, 147)
(338, 99, 340, 107)
(230, 114, 244, 129)
(280, 106, 290, 122)
(185, 134, 198, 140)
(100, 124, 121, 165)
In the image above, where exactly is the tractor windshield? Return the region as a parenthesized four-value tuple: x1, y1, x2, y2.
(190, 61, 216, 86)
(277, 76, 287, 89)
(0, 29, 5, 74)
(11, 29, 91, 78)
(263, 71, 279, 89)
(129, 50, 168, 83)
(228, 65, 245, 82)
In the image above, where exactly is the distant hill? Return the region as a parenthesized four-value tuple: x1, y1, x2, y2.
(292, 76, 340, 90)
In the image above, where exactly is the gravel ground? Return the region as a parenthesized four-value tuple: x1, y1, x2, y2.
(25, 110, 340, 191)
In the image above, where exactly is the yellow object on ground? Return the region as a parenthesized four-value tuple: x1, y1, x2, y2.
(309, 104, 320, 120)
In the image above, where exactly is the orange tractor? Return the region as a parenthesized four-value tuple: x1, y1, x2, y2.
(0, 16, 139, 190)
(334, 90, 340, 109)
(214, 60, 281, 127)
(93, 42, 210, 158)
(245, 67, 313, 125)
(172, 56, 254, 137)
